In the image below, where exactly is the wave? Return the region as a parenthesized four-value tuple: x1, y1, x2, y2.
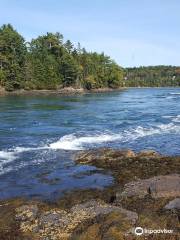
(172, 115, 180, 123)
(0, 145, 53, 175)
(162, 115, 180, 123)
(0, 146, 45, 165)
(49, 133, 121, 150)
(49, 122, 180, 150)
(0, 122, 179, 171)
(0, 151, 17, 162)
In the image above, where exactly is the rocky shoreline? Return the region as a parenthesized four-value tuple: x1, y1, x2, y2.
(0, 87, 125, 97)
(0, 148, 179, 239)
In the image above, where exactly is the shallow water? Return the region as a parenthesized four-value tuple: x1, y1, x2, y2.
(0, 88, 179, 200)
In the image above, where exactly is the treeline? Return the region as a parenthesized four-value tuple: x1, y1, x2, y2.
(0, 24, 124, 91)
(0, 24, 180, 91)
(125, 66, 180, 87)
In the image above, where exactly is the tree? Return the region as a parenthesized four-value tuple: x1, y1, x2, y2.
(64, 40, 73, 54)
(59, 53, 79, 87)
(0, 24, 27, 90)
(125, 66, 180, 87)
(27, 33, 64, 89)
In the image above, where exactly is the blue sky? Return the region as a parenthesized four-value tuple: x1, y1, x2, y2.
(1, 0, 180, 67)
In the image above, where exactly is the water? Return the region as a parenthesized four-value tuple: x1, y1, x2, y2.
(0, 88, 179, 200)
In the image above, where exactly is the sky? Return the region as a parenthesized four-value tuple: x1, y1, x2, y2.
(0, 0, 180, 67)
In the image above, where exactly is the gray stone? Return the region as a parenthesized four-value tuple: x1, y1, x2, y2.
(117, 174, 180, 199)
(164, 198, 180, 210)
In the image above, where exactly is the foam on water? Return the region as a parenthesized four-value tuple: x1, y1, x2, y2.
(49, 122, 180, 150)
(0, 146, 52, 175)
(49, 133, 121, 150)
(0, 121, 179, 174)
(0, 151, 17, 162)
(0, 146, 46, 166)
(172, 115, 180, 123)
(162, 114, 180, 123)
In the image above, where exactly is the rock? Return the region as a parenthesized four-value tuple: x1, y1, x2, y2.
(137, 150, 161, 159)
(39, 209, 68, 228)
(164, 198, 180, 210)
(75, 148, 180, 187)
(149, 174, 180, 198)
(69, 200, 138, 224)
(15, 200, 138, 239)
(75, 148, 136, 166)
(118, 149, 136, 158)
(117, 178, 152, 199)
(15, 204, 38, 222)
(117, 174, 180, 199)
(58, 87, 84, 95)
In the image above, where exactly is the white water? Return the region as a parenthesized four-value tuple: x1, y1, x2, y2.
(49, 122, 180, 150)
(0, 146, 45, 166)
(172, 115, 180, 123)
(49, 133, 121, 150)
(0, 121, 179, 170)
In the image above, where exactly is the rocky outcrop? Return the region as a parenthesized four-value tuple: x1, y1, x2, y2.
(76, 148, 136, 166)
(75, 148, 162, 166)
(75, 148, 179, 186)
(15, 200, 138, 240)
(117, 174, 180, 199)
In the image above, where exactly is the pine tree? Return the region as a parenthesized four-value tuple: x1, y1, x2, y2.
(0, 24, 26, 90)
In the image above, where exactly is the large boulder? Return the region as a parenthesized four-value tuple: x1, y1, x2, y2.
(117, 174, 180, 200)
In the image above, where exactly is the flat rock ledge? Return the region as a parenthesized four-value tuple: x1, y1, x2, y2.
(15, 200, 138, 240)
(117, 174, 180, 199)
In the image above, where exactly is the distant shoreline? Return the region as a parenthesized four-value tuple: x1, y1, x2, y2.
(0, 86, 179, 97)
(0, 87, 126, 96)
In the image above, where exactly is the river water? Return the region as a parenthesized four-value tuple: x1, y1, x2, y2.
(0, 88, 179, 199)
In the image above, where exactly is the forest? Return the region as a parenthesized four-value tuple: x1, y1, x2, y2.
(125, 66, 180, 87)
(0, 24, 180, 91)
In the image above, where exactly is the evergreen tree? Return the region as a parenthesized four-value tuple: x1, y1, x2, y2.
(0, 24, 27, 90)
(59, 53, 79, 87)
(0, 24, 125, 91)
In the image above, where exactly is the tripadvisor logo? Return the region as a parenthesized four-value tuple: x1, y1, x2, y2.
(134, 227, 173, 236)
(135, 227, 143, 236)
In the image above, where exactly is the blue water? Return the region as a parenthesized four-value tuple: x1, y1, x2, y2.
(0, 88, 179, 200)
